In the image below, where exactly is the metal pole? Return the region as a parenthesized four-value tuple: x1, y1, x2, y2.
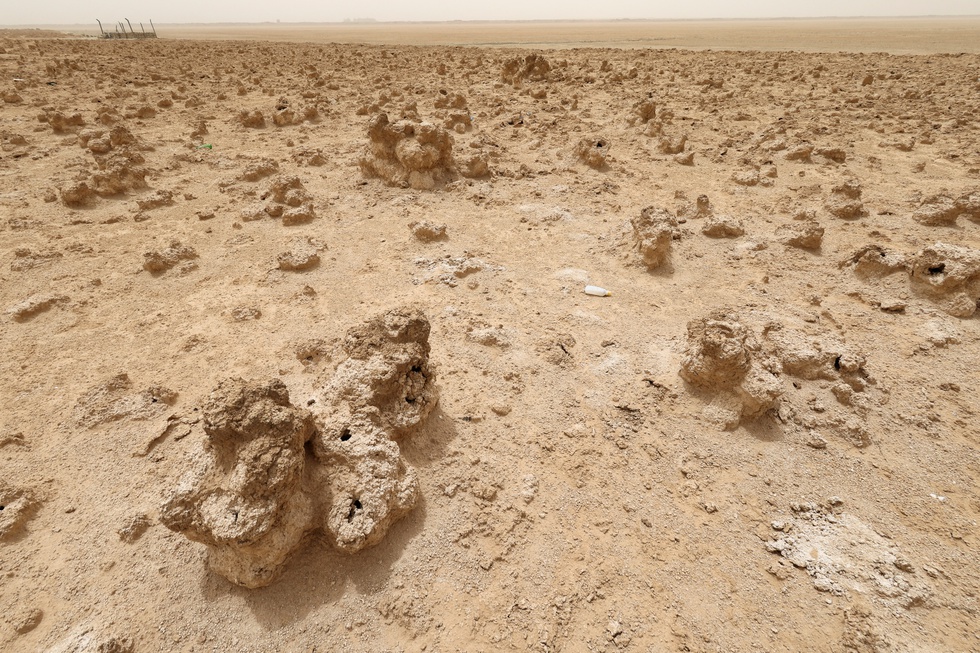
(150, 19, 157, 36)
(96, 19, 105, 37)
(125, 19, 135, 34)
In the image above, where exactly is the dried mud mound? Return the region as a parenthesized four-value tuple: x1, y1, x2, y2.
(679, 310, 782, 429)
(359, 113, 456, 190)
(160, 309, 437, 587)
(159, 379, 317, 588)
(318, 308, 438, 436)
(912, 191, 980, 226)
(630, 206, 678, 270)
(312, 308, 437, 552)
(0, 485, 37, 540)
(572, 136, 611, 169)
(500, 53, 552, 86)
(909, 243, 980, 317)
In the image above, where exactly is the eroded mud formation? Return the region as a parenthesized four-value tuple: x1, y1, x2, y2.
(160, 308, 438, 587)
(909, 243, 980, 317)
(631, 206, 678, 270)
(679, 310, 782, 429)
(359, 113, 456, 190)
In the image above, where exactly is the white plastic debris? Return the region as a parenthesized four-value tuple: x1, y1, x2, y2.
(584, 285, 612, 297)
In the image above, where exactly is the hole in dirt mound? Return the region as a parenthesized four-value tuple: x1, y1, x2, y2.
(928, 264, 946, 275)
(346, 498, 362, 522)
(340, 429, 352, 442)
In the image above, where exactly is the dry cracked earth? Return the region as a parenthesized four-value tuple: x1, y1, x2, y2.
(1, 29, 979, 653)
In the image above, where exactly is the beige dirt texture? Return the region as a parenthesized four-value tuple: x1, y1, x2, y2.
(1, 18, 979, 653)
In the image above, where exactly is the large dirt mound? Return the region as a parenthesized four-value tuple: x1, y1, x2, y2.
(160, 309, 436, 587)
(359, 113, 456, 190)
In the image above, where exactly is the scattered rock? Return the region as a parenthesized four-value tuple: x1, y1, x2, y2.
(913, 191, 980, 226)
(826, 180, 865, 219)
(160, 378, 317, 588)
(920, 318, 961, 347)
(60, 181, 97, 207)
(702, 216, 745, 238)
(841, 245, 908, 278)
(815, 147, 847, 163)
(880, 137, 915, 152)
(732, 170, 760, 186)
(46, 626, 135, 653)
(0, 432, 27, 448)
(231, 306, 262, 321)
(277, 237, 322, 271)
(633, 98, 656, 124)
(674, 151, 695, 166)
(409, 220, 448, 242)
(11, 607, 43, 635)
(501, 54, 551, 85)
(282, 204, 317, 225)
(784, 144, 814, 162)
(241, 159, 279, 182)
(118, 513, 151, 543)
(237, 109, 266, 128)
(777, 220, 824, 249)
(318, 308, 438, 438)
(161, 309, 438, 587)
(458, 152, 490, 178)
(805, 431, 829, 449)
(467, 325, 513, 349)
(143, 240, 198, 274)
(657, 133, 687, 154)
(73, 373, 177, 428)
(136, 189, 175, 211)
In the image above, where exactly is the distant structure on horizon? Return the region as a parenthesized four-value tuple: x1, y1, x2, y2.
(96, 19, 157, 39)
(343, 18, 378, 23)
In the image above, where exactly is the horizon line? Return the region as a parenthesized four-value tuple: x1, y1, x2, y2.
(5, 14, 980, 28)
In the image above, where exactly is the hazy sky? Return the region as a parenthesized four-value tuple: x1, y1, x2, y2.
(5, 0, 978, 26)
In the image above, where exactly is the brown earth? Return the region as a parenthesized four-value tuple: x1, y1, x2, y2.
(1, 22, 979, 653)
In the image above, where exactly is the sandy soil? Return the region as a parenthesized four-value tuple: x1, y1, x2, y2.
(1, 23, 979, 653)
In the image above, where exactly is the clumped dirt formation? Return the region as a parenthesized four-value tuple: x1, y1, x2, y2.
(317, 308, 438, 438)
(679, 310, 782, 428)
(160, 309, 435, 587)
(0, 485, 37, 540)
(359, 113, 456, 190)
(909, 243, 980, 317)
(2, 27, 980, 652)
(572, 136, 611, 169)
(500, 53, 552, 86)
(159, 378, 317, 588)
(630, 206, 678, 269)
